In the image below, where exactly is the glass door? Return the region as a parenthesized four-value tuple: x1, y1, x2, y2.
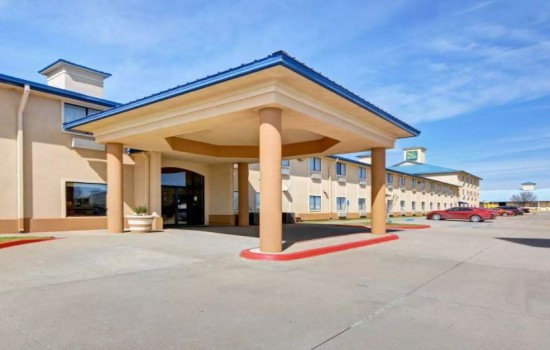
(161, 187, 177, 225)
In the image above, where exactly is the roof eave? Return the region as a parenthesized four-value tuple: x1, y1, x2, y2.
(63, 51, 420, 137)
(39, 59, 112, 78)
(0, 73, 120, 108)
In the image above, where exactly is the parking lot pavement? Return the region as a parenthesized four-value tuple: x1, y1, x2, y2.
(0, 213, 549, 349)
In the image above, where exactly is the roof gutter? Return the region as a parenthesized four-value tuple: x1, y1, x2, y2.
(17, 84, 31, 232)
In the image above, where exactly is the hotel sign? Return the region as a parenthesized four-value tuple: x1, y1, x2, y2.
(405, 150, 418, 161)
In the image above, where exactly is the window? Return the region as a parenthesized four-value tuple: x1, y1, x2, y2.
(430, 202, 433, 210)
(358, 167, 367, 180)
(387, 199, 393, 213)
(66, 182, 106, 216)
(233, 191, 238, 211)
(309, 157, 321, 172)
(412, 201, 416, 211)
(444, 203, 448, 209)
(400, 177, 406, 187)
(430, 182, 435, 191)
(412, 178, 417, 188)
(437, 203, 441, 210)
(420, 181, 425, 190)
(281, 160, 290, 167)
(386, 173, 394, 184)
(400, 200, 405, 211)
(255, 193, 261, 212)
(336, 163, 346, 176)
(421, 202, 426, 211)
(358, 198, 366, 211)
(309, 195, 321, 211)
(336, 197, 347, 211)
(64, 103, 101, 124)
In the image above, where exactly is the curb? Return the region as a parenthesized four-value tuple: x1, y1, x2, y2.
(338, 224, 431, 230)
(240, 234, 399, 261)
(372, 224, 431, 230)
(0, 237, 56, 249)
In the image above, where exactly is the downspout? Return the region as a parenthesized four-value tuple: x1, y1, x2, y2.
(17, 84, 31, 232)
(328, 157, 338, 219)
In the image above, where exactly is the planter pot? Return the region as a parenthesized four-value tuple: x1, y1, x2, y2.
(126, 215, 155, 233)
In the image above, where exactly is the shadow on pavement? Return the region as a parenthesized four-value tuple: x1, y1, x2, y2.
(183, 224, 400, 251)
(496, 237, 550, 248)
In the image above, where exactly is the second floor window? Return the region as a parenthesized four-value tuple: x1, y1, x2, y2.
(64, 103, 101, 124)
(281, 160, 290, 167)
(400, 177, 406, 187)
(309, 157, 321, 172)
(336, 163, 346, 176)
(358, 167, 366, 180)
(412, 178, 417, 188)
(387, 173, 394, 184)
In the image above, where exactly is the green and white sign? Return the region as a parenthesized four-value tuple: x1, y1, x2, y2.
(406, 150, 418, 161)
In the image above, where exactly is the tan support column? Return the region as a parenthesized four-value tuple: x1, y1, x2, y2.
(259, 107, 282, 252)
(371, 147, 386, 234)
(238, 163, 249, 226)
(106, 143, 124, 233)
(149, 151, 163, 230)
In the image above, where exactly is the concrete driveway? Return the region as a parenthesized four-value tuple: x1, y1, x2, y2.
(1, 213, 549, 349)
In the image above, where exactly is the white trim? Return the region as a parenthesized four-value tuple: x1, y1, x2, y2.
(71, 137, 106, 151)
(310, 171, 322, 180)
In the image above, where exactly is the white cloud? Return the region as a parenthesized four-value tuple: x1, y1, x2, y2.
(451, 1, 497, 17)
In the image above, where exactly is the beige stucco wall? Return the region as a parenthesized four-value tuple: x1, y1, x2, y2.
(242, 157, 462, 221)
(0, 86, 133, 232)
(0, 88, 19, 219)
(422, 172, 480, 207)
(386, 173, 459, 214)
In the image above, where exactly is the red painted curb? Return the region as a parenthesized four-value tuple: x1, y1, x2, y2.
(370, 225, 431, 230)
(338, 224, 431, 230)
(240, 234, 399, 261)
(0, 237, 56, 249)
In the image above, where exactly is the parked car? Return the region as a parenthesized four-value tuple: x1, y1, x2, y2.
(496, 206, 524, 216)
(427, 207, 496, 222)
(493, 208, 516, 217)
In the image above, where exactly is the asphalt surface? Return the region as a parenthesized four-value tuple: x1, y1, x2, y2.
(0, 213, 549, 349)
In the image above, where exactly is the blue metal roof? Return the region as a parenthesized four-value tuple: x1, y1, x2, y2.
(328, 155, 456, 186)
(39, 59, 112, 77)
(481, 188, 550, 202)
(389, 162, 461, 175)
(0, 73, 120, 107)
(63, 51, 420, 137)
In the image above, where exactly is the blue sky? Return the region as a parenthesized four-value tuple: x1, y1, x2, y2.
(1, 0, 549, 190)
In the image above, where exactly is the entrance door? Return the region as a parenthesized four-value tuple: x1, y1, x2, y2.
(161, 168, 204, 226)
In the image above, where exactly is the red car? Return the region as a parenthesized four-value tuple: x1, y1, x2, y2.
(493, 208, 516, 217)
(427, 207, 496, 222)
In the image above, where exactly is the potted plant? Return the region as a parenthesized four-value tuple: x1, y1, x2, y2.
(126, 206, 155, 233)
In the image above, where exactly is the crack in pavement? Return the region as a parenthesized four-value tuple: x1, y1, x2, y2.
(0, 316, 53, 349)
(310, 243, 496, 350)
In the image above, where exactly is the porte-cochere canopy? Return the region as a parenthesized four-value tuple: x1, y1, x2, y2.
(66, 51, 419, 162)
(67, 51, 420, 253)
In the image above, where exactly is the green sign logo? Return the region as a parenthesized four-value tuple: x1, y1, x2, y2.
(406, 150, 418, 161)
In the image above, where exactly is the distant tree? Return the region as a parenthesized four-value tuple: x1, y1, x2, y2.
(510, 191, 537, 207)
